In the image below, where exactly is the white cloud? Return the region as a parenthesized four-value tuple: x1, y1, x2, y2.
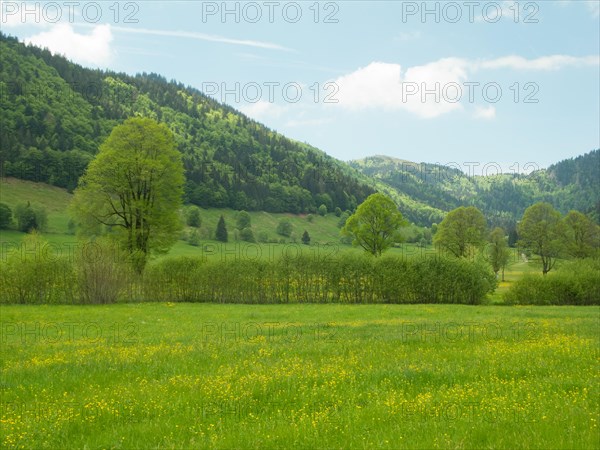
(333, 59, 468, 118)
(333, 53, 598, 119)
(25, 24, 114, 67)
(478, 55, 599, 71)
(473, 106, 496, 120)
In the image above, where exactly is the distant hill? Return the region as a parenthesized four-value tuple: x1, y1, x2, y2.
(0, 33, 374, 214)
(350, 150, 600, 227)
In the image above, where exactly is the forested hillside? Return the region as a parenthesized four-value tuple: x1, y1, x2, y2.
(350, 150, 600, 227)
(1, 32, 598, 226)
(0, 33, 374, 213)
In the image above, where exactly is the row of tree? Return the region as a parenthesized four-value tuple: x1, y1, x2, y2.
(339, 195, 598, 277)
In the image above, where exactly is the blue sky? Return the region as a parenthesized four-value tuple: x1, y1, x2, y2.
(2, 1, 599, 172)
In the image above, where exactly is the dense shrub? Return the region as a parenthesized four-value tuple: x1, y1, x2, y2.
(239, 228, 256, 243)
(0, 232, 76, 304)
(14, 203, 47, 232)
(0, 203, 12, 229)
(76, 238, 133, 304)
(144, 257, 205, 302)
(504, 259, 600, 305)
(139, 253, 495, 305)
(0, 241, 498, 304)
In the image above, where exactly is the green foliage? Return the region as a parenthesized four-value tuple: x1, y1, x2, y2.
(486, 227, 510, 280)
(144, 257, 206, 302)
(337, 211, 350, 228)
(518, 203, 565, 275)
(318, 204, 328, 216)
(434, 206, 487, 258)
(306, 214, 314, 223)
(0, 34, 375, 214)
(76, 238, 134, 304)
(71, 118, 185, 272)
(0, 202, 12, 228)
(239, 227, 256, 243)
(13, 202, 47, 232)
(301, 230, 310, 245)
(342, 193, 406, 256)
(276, 218, 293, 237)
(236, 210, 251, 230)
(504, 259, 600, 305)
(563, 210, 600, 258)
(188, 229, 201, 246)
(334, 207, 342, 217)
(215, 215, 228, 242)
(136, 253, 495, 305)
(186, 206, 202, 228)
(0, 231, 75, 304)
(350, 151, 600, 228)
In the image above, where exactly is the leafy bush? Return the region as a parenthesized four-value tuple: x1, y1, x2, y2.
(504, 259, 600, 305)
(14, 203, 47, 232)
(186, 206, 202, 228)
(0, 232, 76, 304)
(76, 238, 133, 304)
(188, 229, 201, 246)
(240, 227, 256, 243)
(0, 241, 497, 305)
(0, 203, 12, 229)
(276, 219, 293, 237)
(236, 211, 251, 230)
(144, 257, 205, 302)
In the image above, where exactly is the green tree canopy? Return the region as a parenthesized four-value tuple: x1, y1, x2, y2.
(563, 210, 600, 258)
(14, 202, 47, 232)
(486, 227, 511, 281)
(433, 206, 487, 258)
(301, 230, 310, 245)
(236, 211, 252, 230)
(518, 202, 565, 275)
(216, 215, 228, 242)
(276, 218, 293, 237)
(341, 193, 406, 256)
(70, 117, 184, 272)
(0, 203, 13, 229)
(186, 206, 202, 228)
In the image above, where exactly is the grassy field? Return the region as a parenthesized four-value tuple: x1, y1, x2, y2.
(0, 177, 429, 263)
(1, 304, 598, 449)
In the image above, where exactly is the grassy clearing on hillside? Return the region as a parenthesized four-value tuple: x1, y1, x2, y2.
(0, 178, 73, 233)
(1, 304, 598, 449)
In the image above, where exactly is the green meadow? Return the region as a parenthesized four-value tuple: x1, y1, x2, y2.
(1, 304, 598, 449)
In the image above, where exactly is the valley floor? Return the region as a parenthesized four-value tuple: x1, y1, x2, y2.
(1, 304, 598, 449)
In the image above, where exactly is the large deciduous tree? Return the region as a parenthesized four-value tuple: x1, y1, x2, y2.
(518, 202, 564, 275)
(71, 118, 184, 272)
(341, 193, 406, 256)
(563, 210, 600, 258)
(433, 206, 487, 258)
